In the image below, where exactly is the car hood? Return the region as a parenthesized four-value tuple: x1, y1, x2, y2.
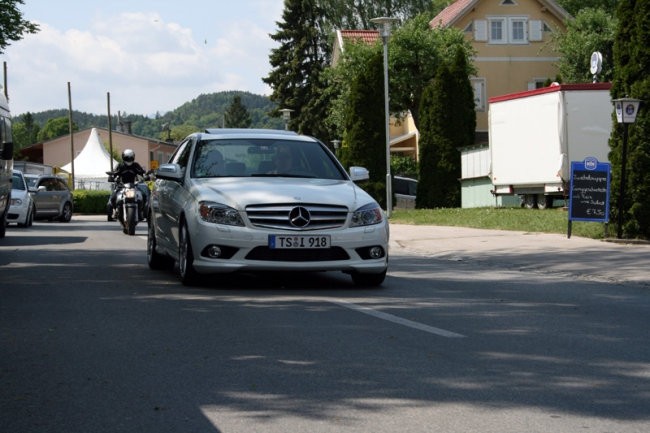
(192, 177, 373, 210)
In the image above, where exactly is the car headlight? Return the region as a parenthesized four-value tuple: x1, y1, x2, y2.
(350, 202, 384, 227)
(199, 201, 244, 226)
(11, 198, 22, 206)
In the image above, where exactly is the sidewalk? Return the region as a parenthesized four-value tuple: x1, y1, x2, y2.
(389, 224, 650, 287)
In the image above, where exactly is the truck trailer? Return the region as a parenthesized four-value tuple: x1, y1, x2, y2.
(488, 83, 612, 209)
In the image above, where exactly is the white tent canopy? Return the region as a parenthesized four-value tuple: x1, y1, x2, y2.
(61, 128, 118, 178)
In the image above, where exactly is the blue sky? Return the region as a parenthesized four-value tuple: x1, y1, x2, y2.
(2, 0, 284, 116)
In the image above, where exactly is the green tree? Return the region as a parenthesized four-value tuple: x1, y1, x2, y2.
(0, 0, 39, 54)
(263, 0, 331, 140)
(341, 49, 386, 206)
(553, 8, 617, 83)
(325, 39, 378, 139)
(319, 0, 447, 29)
(37, 117, 78, 142)
(415, 59, 476, 209)
(389, 13, 475, 129)
(11, 112, 40, 155)
(556, 0, 618, 16)
(609, 0, 650, 239)
(166, 124, 198, 142)
(224, 95, 252, 128)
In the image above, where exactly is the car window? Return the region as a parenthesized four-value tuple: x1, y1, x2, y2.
(11, 173, 26, 191)
(170, 138, 192, 167)
(54, 179, 69, 191)
(25, 176, 38, 189)
(191, 138, 346, 180)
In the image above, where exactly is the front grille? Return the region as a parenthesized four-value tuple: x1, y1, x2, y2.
(246, 203, 348, 230)
(246, 246, 350, 261)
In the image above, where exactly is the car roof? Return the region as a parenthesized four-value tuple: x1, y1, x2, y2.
(203, 128, 298, 136)
(199, 128, 317, 143)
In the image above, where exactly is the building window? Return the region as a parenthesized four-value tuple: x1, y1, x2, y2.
(489, 18, 506, 43)
(486, 16, 528, 44)
(510, 18, 527, 43)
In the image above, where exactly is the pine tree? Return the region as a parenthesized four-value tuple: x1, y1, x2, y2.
(224, 95, 252, 128)
(263, 0, 331, 140)
(609, 0, 650, 239)
(416, 65, 461, 209)
(341, 50, 386, 206)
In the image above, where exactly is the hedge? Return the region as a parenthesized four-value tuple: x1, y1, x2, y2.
(72, 190, 111, 214)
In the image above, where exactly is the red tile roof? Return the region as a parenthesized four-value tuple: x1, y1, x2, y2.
(340, 30, 380, 44)
(430, 0, 477, 28)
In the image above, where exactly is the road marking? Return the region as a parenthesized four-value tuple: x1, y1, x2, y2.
(330, 299, 465, 338)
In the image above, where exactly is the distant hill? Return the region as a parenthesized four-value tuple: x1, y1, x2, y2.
(20, 91, 284, 139)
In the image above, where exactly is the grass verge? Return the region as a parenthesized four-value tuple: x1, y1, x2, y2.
(390, 207, 610, 240)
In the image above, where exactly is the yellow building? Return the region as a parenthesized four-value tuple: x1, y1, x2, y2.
(431, 0, 571, 142)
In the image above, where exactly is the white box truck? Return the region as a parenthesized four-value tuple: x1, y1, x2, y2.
(488, 83, 612, 208)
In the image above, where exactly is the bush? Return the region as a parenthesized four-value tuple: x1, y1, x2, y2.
(73, 190, 111, 214)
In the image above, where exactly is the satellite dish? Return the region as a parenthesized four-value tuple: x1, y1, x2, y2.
(590, 51, 602, 75)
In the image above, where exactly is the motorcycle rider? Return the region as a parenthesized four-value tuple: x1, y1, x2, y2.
(107, 149, 148, 221)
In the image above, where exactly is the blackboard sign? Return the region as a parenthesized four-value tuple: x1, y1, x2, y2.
(569, 158, 610, 223)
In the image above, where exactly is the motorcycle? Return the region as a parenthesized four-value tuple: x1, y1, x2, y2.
(106, 172, 149, 235)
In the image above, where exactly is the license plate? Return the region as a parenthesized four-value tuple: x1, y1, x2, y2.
(268, 234, 331, 249)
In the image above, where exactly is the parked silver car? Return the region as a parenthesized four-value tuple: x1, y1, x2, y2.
(148, 129, 389, 286)
(8, 169, 35, 227)
(25, 174, 73, 222)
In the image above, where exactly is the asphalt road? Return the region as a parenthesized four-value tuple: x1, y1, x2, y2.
(1, 216, 649, 433)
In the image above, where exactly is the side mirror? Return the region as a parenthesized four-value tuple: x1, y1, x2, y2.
(349, 166, 369, 182)
(155, 163, 184, 181)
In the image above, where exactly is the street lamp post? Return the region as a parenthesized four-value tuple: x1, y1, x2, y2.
(613, 97, 641, 239)
(370, 16, 398, 218)
(279, 108, 294, 131)
(331, 139, 341, 156)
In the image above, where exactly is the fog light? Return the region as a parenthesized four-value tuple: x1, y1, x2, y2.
(207, 245, 222, 258)
(369, 246, 384, 259)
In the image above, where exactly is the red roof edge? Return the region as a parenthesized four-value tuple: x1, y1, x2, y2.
(489, 82, 612, 104)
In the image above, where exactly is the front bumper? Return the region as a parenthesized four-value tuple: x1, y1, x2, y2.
(187, 218, 389, 275)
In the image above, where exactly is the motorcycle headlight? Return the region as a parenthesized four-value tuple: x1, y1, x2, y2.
(199, 201, 244, 226)
(124, 188, 137, 199)
(350, 203, 384, 227)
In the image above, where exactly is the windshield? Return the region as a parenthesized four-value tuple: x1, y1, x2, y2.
(191, 138, 347, 180)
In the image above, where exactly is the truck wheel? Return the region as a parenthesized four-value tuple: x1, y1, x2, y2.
(523, 194, 537, 209)
(536, 194, 553, 210)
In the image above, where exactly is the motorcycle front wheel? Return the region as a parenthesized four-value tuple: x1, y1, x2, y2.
(126, 206, 137, 235)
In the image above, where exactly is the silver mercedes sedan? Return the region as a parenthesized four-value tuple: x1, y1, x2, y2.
(147, 129, 389, 286)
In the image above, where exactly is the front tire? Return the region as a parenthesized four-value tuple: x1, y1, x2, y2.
(178, 221, 200, 285)
(147, 219, 171, 270)
(0, 208, 6, 238)
(126, 206, 137, 235)
(60, 202, 73, 222)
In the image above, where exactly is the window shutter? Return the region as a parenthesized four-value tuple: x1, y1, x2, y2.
(474, 20, 487, 41)
(529, 20, 543, 41)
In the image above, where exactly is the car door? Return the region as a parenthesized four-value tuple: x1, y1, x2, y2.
(155, 138, 193, 251)
(35, 178, 59, 216)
